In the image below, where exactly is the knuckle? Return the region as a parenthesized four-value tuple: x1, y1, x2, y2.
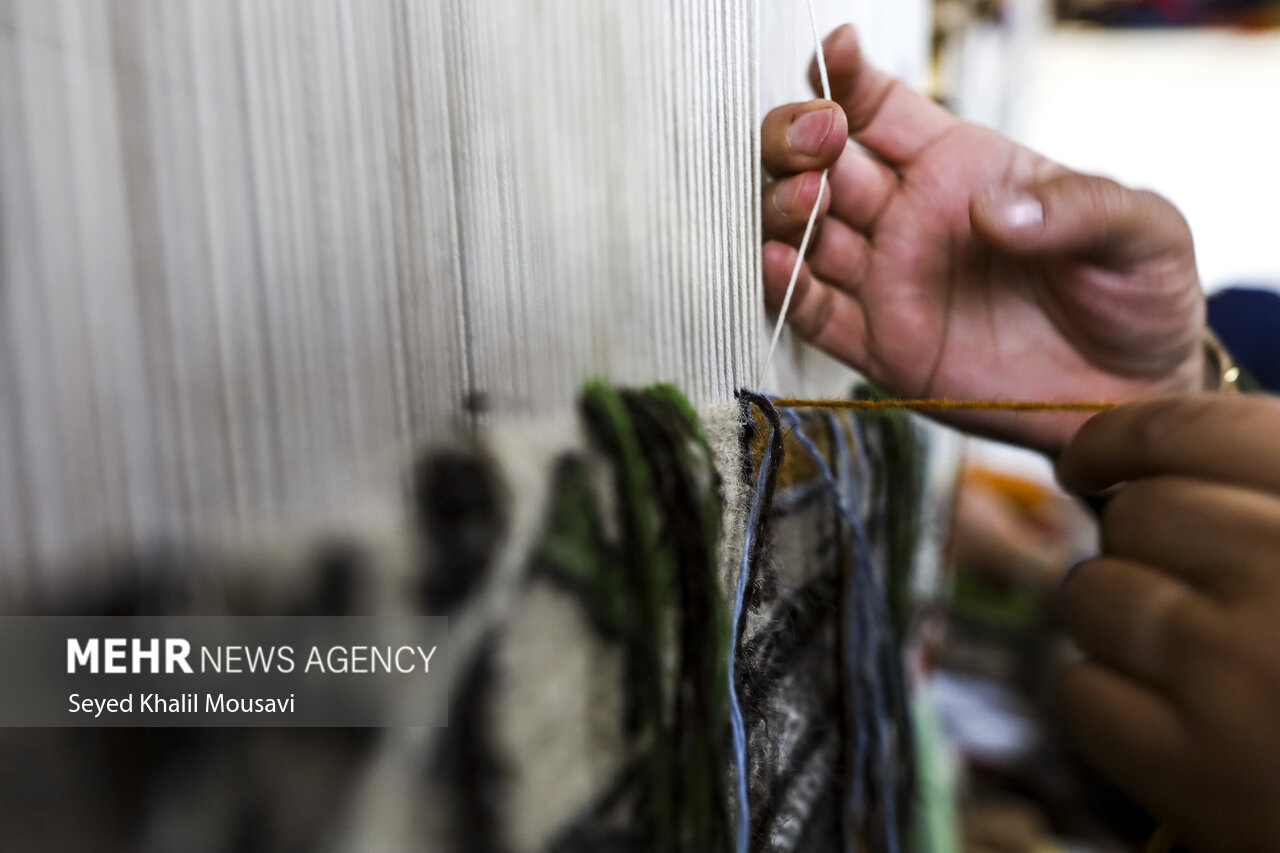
(790, 280, 833, 342)
(845, 78, 897, 133)
(1122, 396, 1191, 459)
(1101, 478, 1165, 533)
(1174, 394, 1228, 437)
(1163, 602, 1243, 696)
(764, 173, 819, 225)
(1099, 484, 1137, 533)
(761, 187, 797, 235)
(1144, 585, 1214, 687)
(1125, 403, 1168, 453)
(1160, 589, 1208, 655)
(761, 242, 797, 290)
(1102, 476, 1205, 557)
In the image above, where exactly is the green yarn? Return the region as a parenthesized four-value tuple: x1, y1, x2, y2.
(530, 382, 730, 852)
(850, 383, 926, 640)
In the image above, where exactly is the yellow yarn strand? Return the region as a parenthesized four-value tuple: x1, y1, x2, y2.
(770, 398, 1118, 412)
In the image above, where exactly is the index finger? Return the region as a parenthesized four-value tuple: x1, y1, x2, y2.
(1057, 394, 1280, 495)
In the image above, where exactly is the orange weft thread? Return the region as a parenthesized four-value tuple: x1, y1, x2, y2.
(770, 398, 1117, 412)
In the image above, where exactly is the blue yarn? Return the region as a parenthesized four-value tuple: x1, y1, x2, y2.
(732, 398, 906, 853)
(841, 412, 904, 853)
(825, 411, 874, 843)
(779, 410, 872, 831)
(729, 418, 776, 853)
(780, 408, 902, 853)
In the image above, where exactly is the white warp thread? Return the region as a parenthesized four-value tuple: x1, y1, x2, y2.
(0, 0, 928, 583)
(759, 0, 833, 389)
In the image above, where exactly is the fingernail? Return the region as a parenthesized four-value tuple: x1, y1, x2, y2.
(986, 189, 1044, 230)
(787, 108, 836, 157)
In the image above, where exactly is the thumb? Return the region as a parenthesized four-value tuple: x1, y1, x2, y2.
(970, 173, 1191, 263)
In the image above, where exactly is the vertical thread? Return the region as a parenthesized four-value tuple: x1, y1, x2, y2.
(731, 391, 786, 853)
(758, 0, 832, 388)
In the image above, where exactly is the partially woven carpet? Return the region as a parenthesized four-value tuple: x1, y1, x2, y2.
(0, 383, 928, 853)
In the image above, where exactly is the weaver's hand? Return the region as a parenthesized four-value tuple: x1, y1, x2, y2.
(1056, 395, 1280, 852)
(762, 25, 1204, 454)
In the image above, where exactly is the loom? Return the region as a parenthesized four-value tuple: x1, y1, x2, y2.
(0, 2, 945, 852)
(0, 0, 931, 581)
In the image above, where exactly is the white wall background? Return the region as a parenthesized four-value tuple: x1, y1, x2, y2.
(949, 2, 1280, 293)
(1019, 27, 1280, 293)
(0, 0, 937, 580)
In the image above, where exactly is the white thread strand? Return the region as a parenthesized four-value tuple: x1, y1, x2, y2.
(758, 0, 832, 389)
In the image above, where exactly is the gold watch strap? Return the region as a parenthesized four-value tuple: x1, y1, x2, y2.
(1203, 329, 1241, 394)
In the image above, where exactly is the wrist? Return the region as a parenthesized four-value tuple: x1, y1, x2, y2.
(1044, 330, 1212, 459)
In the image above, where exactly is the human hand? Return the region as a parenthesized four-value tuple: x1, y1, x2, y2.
(1055, 394, 1280, 852)
(761, 25, 1205, 454)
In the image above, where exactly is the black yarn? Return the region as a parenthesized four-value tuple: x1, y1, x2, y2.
(427, 637, 506, 853)
(738, 568, 842, 712)
(734, 390, 785, 626)
(413, 449, 507, 612)
(622, 390, 729, 852)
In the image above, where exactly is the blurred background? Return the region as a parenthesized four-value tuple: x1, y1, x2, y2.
(1, 1, 1277, 851)
(929, 3, 1279, 851)
(936, 0, 1280, 293)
